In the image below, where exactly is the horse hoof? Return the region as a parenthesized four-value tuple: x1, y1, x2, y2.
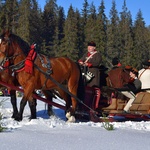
(67, 116, 76, 123)
(14, 115, 23, 121)
(11, 114, 16, 119)
(14, 117, 22, 122)
(29, 116, 37, 120)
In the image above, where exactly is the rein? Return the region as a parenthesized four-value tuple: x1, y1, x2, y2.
(34, 64, 97, 113)
(0, 53, 26, 73)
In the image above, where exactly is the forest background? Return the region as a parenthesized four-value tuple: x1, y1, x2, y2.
(0, 0, 150, 70)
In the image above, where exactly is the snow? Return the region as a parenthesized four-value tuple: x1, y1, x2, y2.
(0, 96, 150, 150)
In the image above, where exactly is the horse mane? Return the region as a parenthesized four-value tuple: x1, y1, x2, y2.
(10, 33, 30, 55)
(0, 32, 30, 56)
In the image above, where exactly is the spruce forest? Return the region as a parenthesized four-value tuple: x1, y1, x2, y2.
(0, 0, 150, 69)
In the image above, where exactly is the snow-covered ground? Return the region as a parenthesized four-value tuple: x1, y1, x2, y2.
(0, 96, 150, 150)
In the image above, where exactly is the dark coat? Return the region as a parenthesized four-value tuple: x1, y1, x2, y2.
(79, 51, 102, 87)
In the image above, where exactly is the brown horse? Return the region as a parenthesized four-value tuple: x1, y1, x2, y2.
(0, 63, 39, 120)
(0, 31, 80, 122)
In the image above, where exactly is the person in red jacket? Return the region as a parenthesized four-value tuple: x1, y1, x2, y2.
(78, 41, 102, 87)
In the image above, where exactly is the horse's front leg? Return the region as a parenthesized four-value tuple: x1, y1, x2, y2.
(14, 96, 27, 121)
(10, 90, 18, 118)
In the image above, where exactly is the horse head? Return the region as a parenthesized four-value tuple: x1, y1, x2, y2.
(0, 30, 30, 67)
(0, 30, 13, 65)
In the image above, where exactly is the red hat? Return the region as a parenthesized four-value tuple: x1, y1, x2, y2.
(88, 41, 96, 47)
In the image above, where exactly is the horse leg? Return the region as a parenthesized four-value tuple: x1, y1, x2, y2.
(28, 98, 37, 119)
(56, 88, 74, 122)
(66, 77, 80, 122)
(10, 90, 18, 118)
(14, 96, 27, 121)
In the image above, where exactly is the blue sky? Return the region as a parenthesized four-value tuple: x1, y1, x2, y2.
(37, 0, 150, 26)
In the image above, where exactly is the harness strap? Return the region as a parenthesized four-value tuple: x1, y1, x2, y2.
(138, 69, 146, 79)
(84, 51, 97, 63)
(34, 64, 97, 113)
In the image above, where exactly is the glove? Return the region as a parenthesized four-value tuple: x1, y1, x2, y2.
(85, 71, 95, 81)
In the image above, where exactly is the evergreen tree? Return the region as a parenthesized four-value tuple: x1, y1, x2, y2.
(53, 6, 65, 57)
(41, 0, 58, 56)
(84, 2, 97, 51)
(0, 0, 19, 33)
(0, 100, 6, 132)
(0, 0, 5, 32)
(106, 0, 120, 67)
(80, 0, 90, 56)
(133, 10, 150, 69)
(61, 5, 80, 61)
(119, 0, 133, 65)
(17, 0, 31, 43)
(95, 0, 107, 63)
(29, 0, 43, 49)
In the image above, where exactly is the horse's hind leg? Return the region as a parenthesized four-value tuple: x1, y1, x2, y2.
(42, 90, 54, 116)
(66, 71, 80, 122)
(10, 90, 18, 118)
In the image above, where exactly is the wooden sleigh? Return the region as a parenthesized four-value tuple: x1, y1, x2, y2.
(74, 85, 150, 122)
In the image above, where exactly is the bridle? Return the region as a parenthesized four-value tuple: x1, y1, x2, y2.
(0, 36, 25, 71)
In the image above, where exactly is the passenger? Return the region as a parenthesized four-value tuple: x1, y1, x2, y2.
(120, 68, 141, 113)
(138, 60, 150, 93)
(78, 41, 102, 87)
(112, 57, 122, 67)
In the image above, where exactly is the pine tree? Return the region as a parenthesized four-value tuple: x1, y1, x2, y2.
(0, 100, 6, 132)
(119, 0, 133, 65)
(0, 0, 5, 32)
(0, 111, 3, 132)
(95, 0, 107, 63)
(29, 0, 43, 49)
(80, 0, 90, 56)
(106, 0, 120, 66)
(41, 0, 58, 56)
(0, 0, 19, 33)
(133, 10, 150, 69)
(17, 0, 31, 43)
(60, 5, 80, 61)
(84, 2, 97, 51)
(53, 6, 65, 57)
